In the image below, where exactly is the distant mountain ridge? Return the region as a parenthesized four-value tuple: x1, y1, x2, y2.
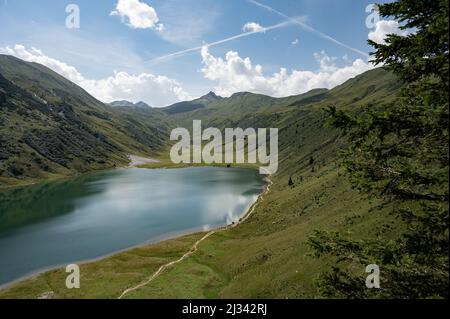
(161, 68, 401, 129)
(110, 100, 152, 108)
(161, 91, 222, 115)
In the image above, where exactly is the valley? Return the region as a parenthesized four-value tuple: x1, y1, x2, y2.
(0, 54, 406, 298)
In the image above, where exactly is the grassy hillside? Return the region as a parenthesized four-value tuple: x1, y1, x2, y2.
(163, 68, 400, 130)
(0, 66, 406, 298)
(0, 55, 168, 187)
(161, 91, 222, 115)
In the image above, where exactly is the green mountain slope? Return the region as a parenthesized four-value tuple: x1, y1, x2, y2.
(0, 55, 168, 186)
(161, 91, 222, 115)
(162, 68, 399, 131)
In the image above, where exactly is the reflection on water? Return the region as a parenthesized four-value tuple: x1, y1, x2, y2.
(0, 167, 264, 286)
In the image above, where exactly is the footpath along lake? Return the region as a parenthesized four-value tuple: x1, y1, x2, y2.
(0, 167, 265, 286)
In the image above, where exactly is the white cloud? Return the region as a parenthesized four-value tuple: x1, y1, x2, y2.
(291, 39, 299, 45)
(368, 20, 406, 44)
(242, 22, 265, 33)
(81, 72, 191, 107)
(1, 45, 191, 107)
(201, 46, 374, 97)
(110, 0, 163, 31)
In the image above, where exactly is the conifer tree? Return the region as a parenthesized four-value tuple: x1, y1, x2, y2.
(308, 0, 449, 298)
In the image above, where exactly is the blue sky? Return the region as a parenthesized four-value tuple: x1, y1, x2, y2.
(0, 0, 396, 107)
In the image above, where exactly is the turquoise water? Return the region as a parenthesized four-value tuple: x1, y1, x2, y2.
(0, 167, 264, 286)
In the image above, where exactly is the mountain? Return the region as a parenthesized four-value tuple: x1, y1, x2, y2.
(163, 68, 400, 130)
(109, 100, 135, 108)
(201, 91, 222, 102)
(161, 91, 222, 115)
(0, 54, 168, 186)
(135, 101, 151, 108)
(110, 100, 152, 109)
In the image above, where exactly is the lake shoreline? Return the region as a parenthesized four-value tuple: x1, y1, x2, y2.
(0, 225, 222, 290)
(0, 167, 271, 292)
(0, 153, 259, 190)
(0, 153, 159, 190)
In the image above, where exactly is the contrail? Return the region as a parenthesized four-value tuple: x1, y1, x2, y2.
(247, 0, 369, 59)
(148, 19, 294, 64)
